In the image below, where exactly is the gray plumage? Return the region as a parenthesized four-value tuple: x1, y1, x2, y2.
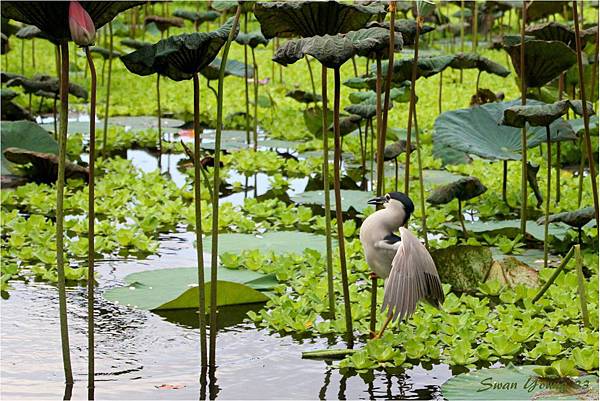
(360, 193, 444, 322)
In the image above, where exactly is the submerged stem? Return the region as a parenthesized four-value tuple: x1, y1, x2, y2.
(57, 40, 73, 385)
(210, 5, 242, 368)
(84, 46, 96, 395)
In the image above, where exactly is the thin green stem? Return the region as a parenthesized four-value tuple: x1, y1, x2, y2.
(574, 245, 590, 327)
(306, 56, 317, 99)
(543, 126, 551, 269)
(321, 66, 335, 319)
(57, 40, 73, 385)
(532, 246, 574, 303)
(333, 67, 353, 347)
(157, 74, 162, 169)
(405, 19, 421, 195)
(251, 47, 259, 151)
(210, 5, 242, 368)
(519, 1, 528, 235)
(84, 46, 96, 396)
(244, 13, 250, 146)
(102, 22, 113, 159)
(193, 73, 207, 368)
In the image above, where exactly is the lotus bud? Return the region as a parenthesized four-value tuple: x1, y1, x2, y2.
(69, 1, 95, 46)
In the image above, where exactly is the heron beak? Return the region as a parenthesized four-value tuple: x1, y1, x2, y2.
(368, 196, 386, 205)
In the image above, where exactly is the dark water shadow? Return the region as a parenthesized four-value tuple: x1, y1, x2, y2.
(154, 303, 265, 331)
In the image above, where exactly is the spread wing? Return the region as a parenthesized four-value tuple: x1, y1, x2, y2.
(382, 227, 444, 322)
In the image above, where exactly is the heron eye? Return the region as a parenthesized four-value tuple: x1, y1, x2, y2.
(385, 194, 391, 201)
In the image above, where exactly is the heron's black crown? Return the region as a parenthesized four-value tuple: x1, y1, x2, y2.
(388, 192, 414, 221)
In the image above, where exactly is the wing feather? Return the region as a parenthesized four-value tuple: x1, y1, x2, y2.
(381, 227, 445, 322)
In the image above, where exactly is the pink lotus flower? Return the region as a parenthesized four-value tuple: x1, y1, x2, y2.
(69, 1, 95, 46)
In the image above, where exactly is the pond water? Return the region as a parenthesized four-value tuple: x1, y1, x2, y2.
(1, 139, 454, 400)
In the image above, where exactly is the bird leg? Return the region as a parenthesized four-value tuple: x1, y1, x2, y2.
(371, 314, 393, 339)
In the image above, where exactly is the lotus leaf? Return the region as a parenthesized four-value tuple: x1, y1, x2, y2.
(3, 148, 89, 182)
(121, 18, 237, 81)
(526, 1, 569, 22)
(502, 100, 595, 128)
(15, 25, 52, 41)
(526, 21, 577, 49)
(291, 189, 374, 213)
(286, 89, 322, 104)
(344, 103, 378, 119)
(379, 55, 455, 83)
(303, 106, 334, 136)
(367, 19, 434, 46)
(211, 1, 254, 14)
(448, 52, 510, 77)
(1, 88, 18, 103)
(254, 1, 385, 39)
(445, 219, 571, 242)
(6, 74, 88, 99)
(433, 100, 578, 161)
(203, 232, 329, 255)
(427, 176, 487, 204)
(536, 207, 595, 228)
(103, 267, 277, 311)
(201, 57, 254, 80)
(503, 39, 576, 88)
(569, 115, 599, 135)
(90, 46, 122, 59)
(120, 38, 151, 50)
(1, 121, 58, 175)
(1, 2, 143, 42)
(172, 9, 202, 22)
(383, 140, 414, 160)
(442, 364, 598, 400)
(235, 31, 269, 48)
(144, 15, 184, 31)
(273, 27, 392, 69)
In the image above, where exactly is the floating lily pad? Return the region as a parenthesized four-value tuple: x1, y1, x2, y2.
(291, 190, 374, 213)
(1, 121, 58, 175)
(444, 220, 571, 242)
(39, 120, 105, 135)
(104, 267, 277, 311)
(203, 232, 329, 255)
(442, 364, 599, 400)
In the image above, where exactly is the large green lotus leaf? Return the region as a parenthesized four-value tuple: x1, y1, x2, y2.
(444, 219, 571, 242)
(568, 115, 599, 136)
(201, 57, 254, 80)
(504, 39, 576, 88)
(304, 106, 334, 137)
(254, 1, 385, 39)
(379, 55, 455, 83)
(273, 27, 391, 69)
(121, 18, 236, 81)
(502, 100, 595, 128)
(103, 267, 277, 311)
(432, 142, 472, 165)
(442, 364, 598, 400)
(526, 21, 577, 49)
(433, 100, 577, 161)
(291, 189, 374, 213)
(235, 31, 269, 48)
(1, 2, 143, 43)
(1, 121, 58, 175)
(448, 52, 510, 77)
(203, 232, 329, 255)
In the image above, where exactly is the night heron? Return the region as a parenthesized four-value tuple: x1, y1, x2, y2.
(360, 192, 444, 337)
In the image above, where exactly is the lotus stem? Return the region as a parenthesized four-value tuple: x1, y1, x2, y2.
(369, 274, 377, 335)
(475, 70, 481, 93)
(394, 158, 398, 192)
(556, 73, 564, 204)
(192, 73, 208, 368)
(251, 47, 259, 151)
(243, 14, 250, 146)
(321, 66, 335, 319)
(31, 38, 35, 69)
(102, 22, 113, 159)
(404, 18, 420, 195)
(157, 74, 162, 169)
(414, 107, 428, 248)
(532, 246, 574, 303)
(375, 56, 383, 194)
(333, 67, 353, 347)
(519, 1, 528, 236)
(573, 1, 600, 225)
(306, 56, 316, 99)
(378, 3, 395, 199)
(84, 46, 96, 396)
(20, 39, 24, 75)
(459, 0, 464, 83)
(574, 245, 591, 330)
(210, 5, 242, 369)
(458, 198, 468, 238)
(351, 56, 358, 77)
(502, 160, 509, 206)
(57, 39, 73, 385)
(543, 126, 552, 269)
(438, 71, 443, 114)
(369, 119, 374, 191)
(358, 124, 365, 185)
(472, 1, 478, 51)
